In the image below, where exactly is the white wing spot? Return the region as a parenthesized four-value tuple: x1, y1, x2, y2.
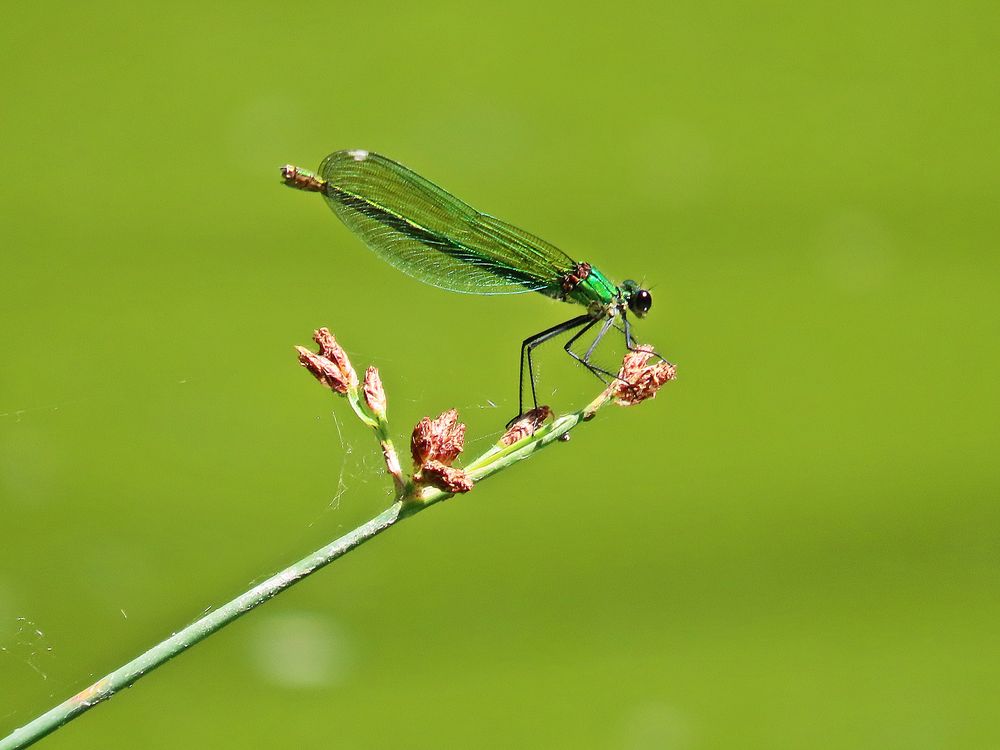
(349, 150, 369, 161)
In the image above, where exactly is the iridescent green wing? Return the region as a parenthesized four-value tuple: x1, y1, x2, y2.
(317, 150, 576, 295)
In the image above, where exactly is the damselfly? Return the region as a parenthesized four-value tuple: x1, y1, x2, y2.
(281, 150, 666, 419)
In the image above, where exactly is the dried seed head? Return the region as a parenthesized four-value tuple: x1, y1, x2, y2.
(611, 346, 677, 406)
(411, 409, 473, 494)
(314, 328, 358, 387)
(296, 347, 351, 394)
(411, 408, 466, 466)
(296, 328, 358, 394)
(362, 366, 387, 418)
(419, 459, 474, 493)
(500, 405, 553, 446)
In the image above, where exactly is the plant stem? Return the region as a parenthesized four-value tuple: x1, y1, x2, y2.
(0, 399, 598, 749)
(0, 333, 655, 749)
(0, 501, 416, 750)
(0, 403, 591, 749)
(421, 410, 587, 506)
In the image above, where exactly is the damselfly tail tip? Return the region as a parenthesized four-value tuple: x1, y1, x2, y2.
(280, 164, 326, 193)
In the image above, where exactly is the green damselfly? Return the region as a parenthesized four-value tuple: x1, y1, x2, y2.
(281, 150, 665, 419)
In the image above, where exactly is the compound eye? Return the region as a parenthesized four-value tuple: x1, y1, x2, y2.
(630, 289, 652, 316)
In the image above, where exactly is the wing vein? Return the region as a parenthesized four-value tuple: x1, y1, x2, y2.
(316, 151, 576, 296)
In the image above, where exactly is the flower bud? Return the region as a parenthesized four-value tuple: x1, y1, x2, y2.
(411, 409, 473, 493)
(611, 346, 677, 406)
(419, 459, 474, 493)
(296, 328, 358, 395)
(362, 366, 387, 418)
(499, 406, 553, 446)
(411, 408, 466, 466)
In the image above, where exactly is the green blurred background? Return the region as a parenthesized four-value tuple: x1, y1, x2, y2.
(2, 1, 997, 747)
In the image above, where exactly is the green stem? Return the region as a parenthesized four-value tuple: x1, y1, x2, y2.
(345, 385, 405, 495)
(0, 392, 611, 749)
(420, 391, 609, 507)
(0, 502, 415, 750)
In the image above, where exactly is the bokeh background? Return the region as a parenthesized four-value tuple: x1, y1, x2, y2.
(2, 1, 998, 747)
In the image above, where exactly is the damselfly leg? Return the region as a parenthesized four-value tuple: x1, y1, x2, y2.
(620, 308, 673, 365)
(511, 313, 630, 425)
(565, 315, 621, 383)
(515, 314, 593, 422)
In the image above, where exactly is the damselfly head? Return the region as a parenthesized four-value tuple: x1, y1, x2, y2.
(622, 279, 653, 317)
